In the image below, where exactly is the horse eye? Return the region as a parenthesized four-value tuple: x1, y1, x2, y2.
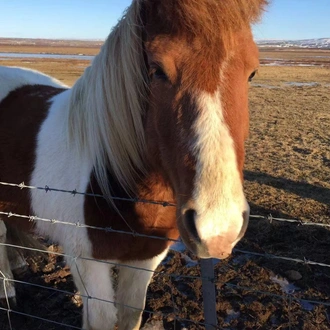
(248, 70, 257, 82)
(153, 67, 168, 81)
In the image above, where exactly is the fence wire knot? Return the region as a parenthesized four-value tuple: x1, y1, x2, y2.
(267, 214, 273, 223)
(29, 216, 36, 222)
(71, 189, 77, 196)
(44, 185, 50, 193)
(7, 212, 13, 218)
(18, 182, 25, 189)
(105, 227, 113, 233)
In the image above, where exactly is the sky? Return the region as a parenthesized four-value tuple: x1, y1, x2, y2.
(0, 0, 329, 41)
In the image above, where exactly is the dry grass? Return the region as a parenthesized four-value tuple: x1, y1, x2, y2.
(0, 47, 329, 329)
(0, 58, 89, 86)
(247, 65, 330, 222)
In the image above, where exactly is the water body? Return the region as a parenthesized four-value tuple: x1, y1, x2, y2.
(0, 52, 95, 61)
(284, 82, 320, 87)
(252, 82, 325, 89)
(251, 83, 281, 89)
(262, 61, 321, 67)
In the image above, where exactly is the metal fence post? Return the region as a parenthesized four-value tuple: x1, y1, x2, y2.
(200, 258, 217, 329)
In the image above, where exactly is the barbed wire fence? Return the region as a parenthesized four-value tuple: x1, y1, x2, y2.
(0, 181, 329, 329)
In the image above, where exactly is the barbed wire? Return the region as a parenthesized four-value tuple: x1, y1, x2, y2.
(1, 180, 330, 329)
(0, 210, 179, 243)
(1, 206, 330, 270)
(1, 180, 329, 230)
(0, 181, 176, 207)
(250, 214, 330, 228)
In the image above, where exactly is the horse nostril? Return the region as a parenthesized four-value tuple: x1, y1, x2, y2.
(183, 209, 201, 243)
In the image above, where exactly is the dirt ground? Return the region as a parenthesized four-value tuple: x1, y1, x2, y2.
(0, 45, 329, 329)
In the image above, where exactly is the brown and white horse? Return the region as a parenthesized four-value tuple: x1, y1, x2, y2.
(0, 0, 267, 329)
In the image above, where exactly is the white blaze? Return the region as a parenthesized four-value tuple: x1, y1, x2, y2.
(192, 90, 248, 241)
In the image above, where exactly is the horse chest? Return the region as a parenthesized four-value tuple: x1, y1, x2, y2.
(84, 176, 179, 261)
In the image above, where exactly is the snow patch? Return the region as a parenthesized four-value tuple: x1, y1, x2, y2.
(257, 38, 330, 49)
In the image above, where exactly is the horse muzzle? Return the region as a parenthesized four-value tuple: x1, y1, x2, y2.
(178, 204, 250, 259)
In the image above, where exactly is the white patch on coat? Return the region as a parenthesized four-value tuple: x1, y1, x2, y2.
(30, 89, 92, 253)
(30, 90, 119, 328)
(0, 65, 67, 103)
(192, 90, 248, 243)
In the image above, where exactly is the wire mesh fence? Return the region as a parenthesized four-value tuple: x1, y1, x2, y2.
(0, 180, 329, 329)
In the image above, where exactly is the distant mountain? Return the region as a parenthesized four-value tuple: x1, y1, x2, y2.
(256, 38, 330, 49)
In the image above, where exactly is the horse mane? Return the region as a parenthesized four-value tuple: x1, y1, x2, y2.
(174, 0, 268, 30)
(68, 0, 147, 201)
(145, 0, 268, 48)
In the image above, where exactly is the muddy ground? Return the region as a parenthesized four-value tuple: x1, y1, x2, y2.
(0, 46, 329, 329)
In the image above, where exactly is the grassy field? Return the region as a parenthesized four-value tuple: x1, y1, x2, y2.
(0, 45, 329, 329)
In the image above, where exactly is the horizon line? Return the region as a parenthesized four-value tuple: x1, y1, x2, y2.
(0, 36, 329, 42)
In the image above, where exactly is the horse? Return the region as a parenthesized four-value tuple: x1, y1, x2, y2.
(0, 0, 267, 329)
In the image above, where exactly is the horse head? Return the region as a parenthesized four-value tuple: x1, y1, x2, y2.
(142, 0, 267, 258)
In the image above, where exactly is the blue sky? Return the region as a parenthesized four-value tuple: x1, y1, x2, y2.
(0, 0, 329, 40)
